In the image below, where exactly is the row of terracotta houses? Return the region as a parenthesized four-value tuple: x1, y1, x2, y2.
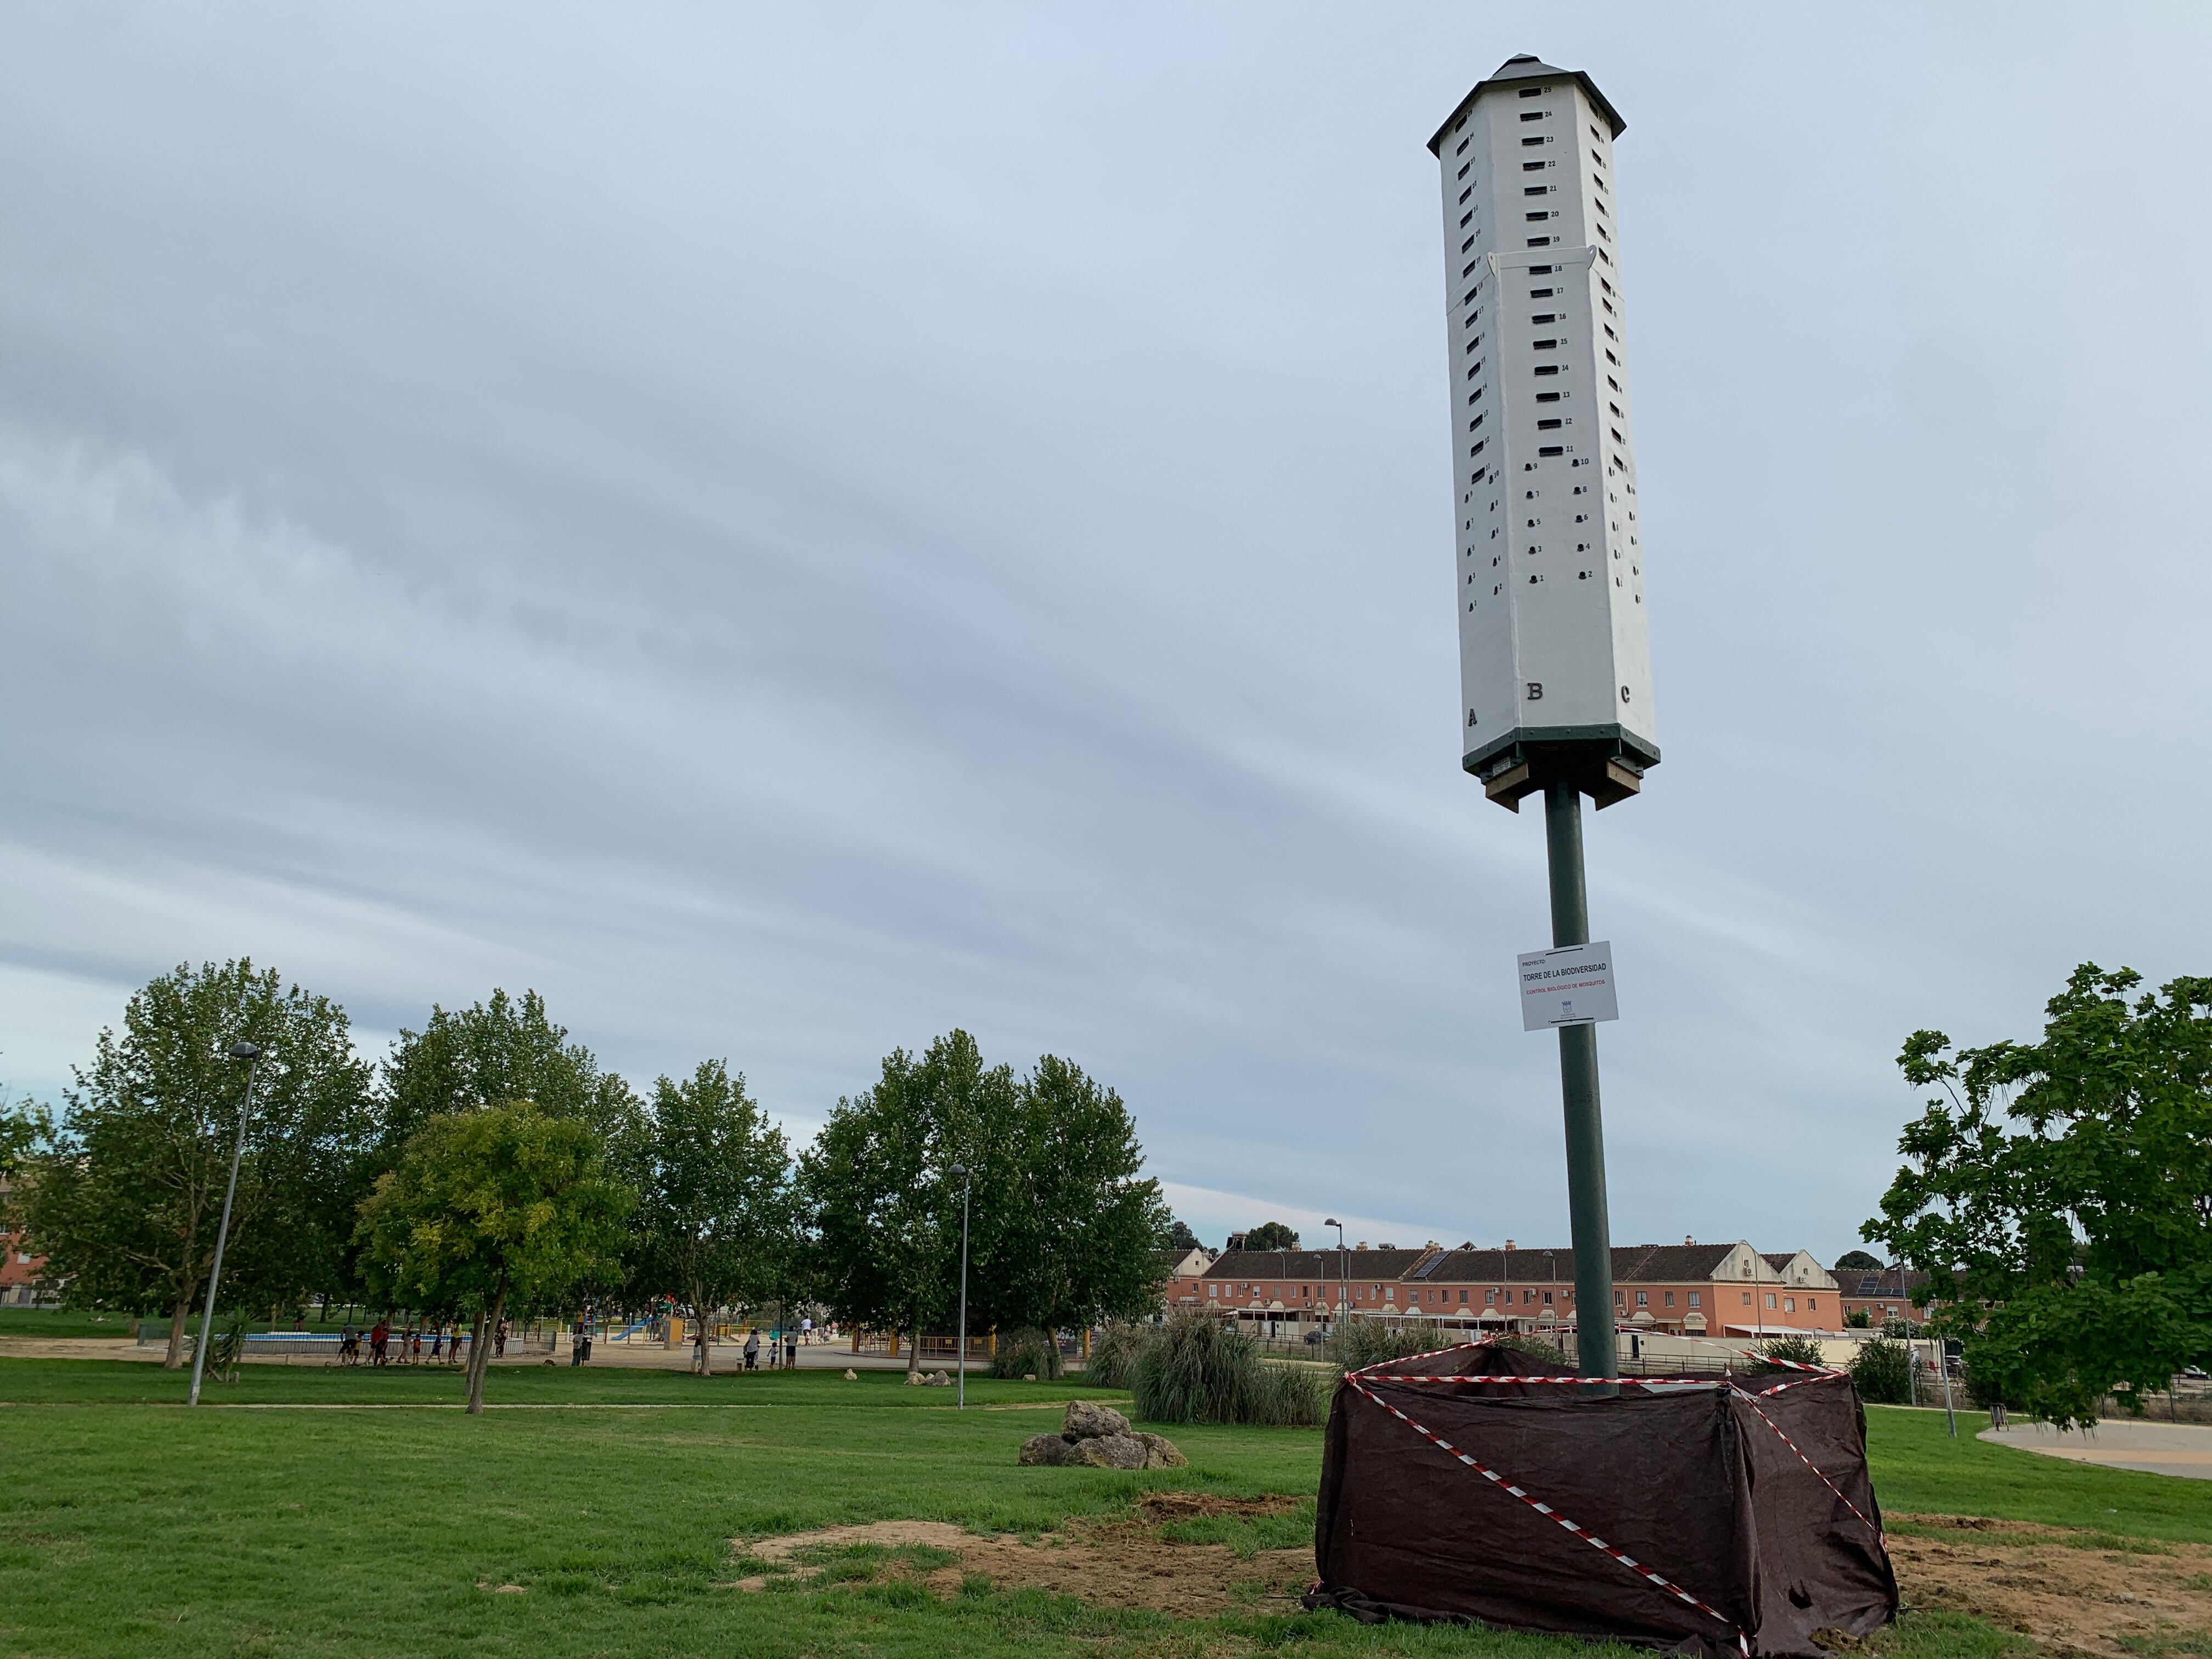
(1161, 1238, 1932, 1338)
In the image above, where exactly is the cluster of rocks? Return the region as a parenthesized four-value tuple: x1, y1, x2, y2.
(902, 1369, 953, 1387)
(1019, 1398, 1187, 1470)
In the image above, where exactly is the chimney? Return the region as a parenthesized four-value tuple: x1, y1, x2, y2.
(1685, 1234, 1695, 1246)
(1504, 1238, 1516, 1251)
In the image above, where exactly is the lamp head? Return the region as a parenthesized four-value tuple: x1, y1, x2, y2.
(229, 1041, 261, 1062)
(949, 1163, 967, 1180)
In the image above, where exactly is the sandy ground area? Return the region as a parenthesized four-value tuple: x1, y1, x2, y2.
(1888, 1513, 2212, 1656)
(725, 1499, 2212, 1654)
(1980, 1417, 2212, 1481)
(726, 1494, 1312, 1618)
(0, 1334, 910, 1370)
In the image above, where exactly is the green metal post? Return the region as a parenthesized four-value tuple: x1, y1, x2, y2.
(1544, 781, 1617, 1386)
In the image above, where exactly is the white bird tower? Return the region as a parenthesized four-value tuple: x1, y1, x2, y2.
(1430, 54, 1655, 812)
(1429, 53, 1658, 1383)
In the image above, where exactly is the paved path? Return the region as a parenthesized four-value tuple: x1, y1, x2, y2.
(1979, 1417, 2212, 1480)
(0, 1334, 949, 1374)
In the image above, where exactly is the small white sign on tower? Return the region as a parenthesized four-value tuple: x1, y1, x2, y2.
(1516, 941, 1618, 1030)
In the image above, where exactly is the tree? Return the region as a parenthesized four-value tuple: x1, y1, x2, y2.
(1864, 964, 2212, 1426)
(634, 1061, 795, 1375)
(1833, 1249, 1881, 1272)
(1163, 1216, 1203, 1253)
(374, 988, 646, 1314)
(798, 1032, 1008, 1376)
(22, 961, 372, 1365)
(1244, 1221, 1301, 1252)
(356, 1101, 633, 1413)
(990, 1054, 1171, 1336)
(379, 989, 644, 1172)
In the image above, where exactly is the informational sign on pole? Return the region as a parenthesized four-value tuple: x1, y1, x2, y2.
(1517, 941, 1618, 1031)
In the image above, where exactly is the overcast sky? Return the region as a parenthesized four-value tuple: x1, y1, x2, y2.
(3, 3, 2208, 1263)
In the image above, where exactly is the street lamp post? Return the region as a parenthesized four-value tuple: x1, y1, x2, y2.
(189, 1041, 262, 1409)
(1325, 1218, 1346, 1336)
(949, 1164, 971, 1410)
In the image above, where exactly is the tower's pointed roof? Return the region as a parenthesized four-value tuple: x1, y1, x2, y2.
(1426, 53, 1626, 154)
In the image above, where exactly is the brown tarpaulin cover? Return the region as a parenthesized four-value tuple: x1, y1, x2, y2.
(1306, 1343, 1897, 1656)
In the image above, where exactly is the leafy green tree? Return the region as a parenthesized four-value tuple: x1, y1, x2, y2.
(22, 961, 371, 1365)
(356, 1102, 633, 1413)
(634, 1061, 795, 1374)
(1865, 964, 2212, 1426)
(990, 1054, 1172, 1335)
(1243, 1221, 1301, 1252)
(379, 990, 644, 1171)
(1163, 1216, 1203, 1253)
(798, 1031, 1008, 1376)
(800, 1033, 1170, 1374)
(1833, 1249, 1881, 1272)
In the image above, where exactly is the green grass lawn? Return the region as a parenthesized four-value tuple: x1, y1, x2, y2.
(2, 1363, 2199, 1658)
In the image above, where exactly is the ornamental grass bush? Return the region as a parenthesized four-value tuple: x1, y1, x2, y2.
(989, 1327, 1063, 1381)
(1082, 1321, 1150, 1391)
(1325, 1317, 1443, 1373)
(1130, 1312, 1324, 1427)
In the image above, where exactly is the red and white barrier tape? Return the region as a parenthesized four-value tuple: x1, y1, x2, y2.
(1345, 1373, 1749, 1654)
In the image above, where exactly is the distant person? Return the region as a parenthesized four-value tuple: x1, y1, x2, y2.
(370, 1319, 390, 1367)
(409, 1328, 422, 1364)
(743, 1328, 760, 1371)
(800, 1317, 813, 1345)
(430, 1327, 443, 1361)
(692, 1324, 708, 1374)
(783, 1330, 797, 1370)
(494, 1318, 507, 1358)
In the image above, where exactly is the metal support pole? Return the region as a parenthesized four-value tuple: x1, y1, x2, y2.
(189, 1042, 261, 1408)
(1543, 782, 1617, 1386)
(955, 1171, 971, 1409)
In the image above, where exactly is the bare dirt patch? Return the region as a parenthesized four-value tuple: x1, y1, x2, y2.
(727, 1495, 1312, 1617)
(1889, 1513, 2212, 1656)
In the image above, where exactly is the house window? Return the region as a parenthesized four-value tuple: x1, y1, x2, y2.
(1783, 1297, 1796, 1313)
(1664, 1292, 1674, 1307)
(1459, 1289, 1469, 1303)
(1485, 1289, 1496, 1304)
(1523, 1290, 1534, 1305)
(1765, 1294, 1778, 1310)
(1542, 1291, 1553, 1305)
(1807, 1297, 1817, 1312)
(1742, 1292, 1752, 1306)
(1635, 1291, 1648, 1306)
(1688, 1292, 1700, 1308)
